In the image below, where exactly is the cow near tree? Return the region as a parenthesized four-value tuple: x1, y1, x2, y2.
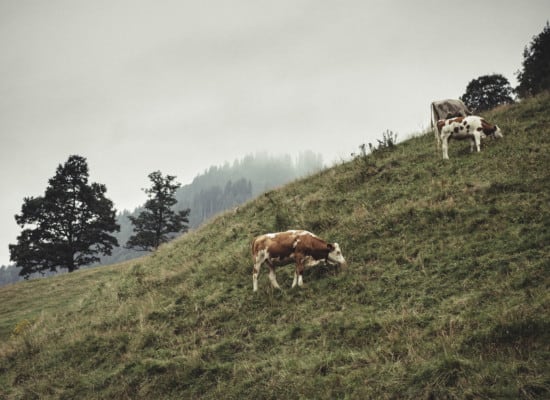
(126, 171, 190, 252)
(9, 155, 120, 278)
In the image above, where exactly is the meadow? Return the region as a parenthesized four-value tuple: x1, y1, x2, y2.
(1, 93, 549, 399)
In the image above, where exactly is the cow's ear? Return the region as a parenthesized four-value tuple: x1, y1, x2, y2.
(327, 243, 334, 251)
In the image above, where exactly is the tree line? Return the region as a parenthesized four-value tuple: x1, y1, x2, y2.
(459, 22, 550, 112)
(7, 156, 191, 280)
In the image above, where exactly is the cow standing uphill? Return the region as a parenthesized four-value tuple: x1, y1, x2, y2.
(436, 115, 503, 159)
(251, 230, 346, 292)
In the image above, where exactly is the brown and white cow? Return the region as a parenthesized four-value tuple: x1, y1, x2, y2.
(251, 230, 346, 292)
(436, 115, 503, 159)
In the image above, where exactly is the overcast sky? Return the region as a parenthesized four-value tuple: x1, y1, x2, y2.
(1, 0, 548, 267)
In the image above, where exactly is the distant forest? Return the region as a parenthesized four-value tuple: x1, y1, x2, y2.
(0, 152, 323, 286)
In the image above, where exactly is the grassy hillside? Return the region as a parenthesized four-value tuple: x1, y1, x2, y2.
(1, 94, 549, 399)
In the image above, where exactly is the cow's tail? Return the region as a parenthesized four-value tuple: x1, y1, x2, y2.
(431, 103, 441, 153)
(250, 238, 256, 258)
(431, 103, 437, 143)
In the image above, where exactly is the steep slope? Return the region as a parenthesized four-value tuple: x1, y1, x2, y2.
(1, 94, 549, 399)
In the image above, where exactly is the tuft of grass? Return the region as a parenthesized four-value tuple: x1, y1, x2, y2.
(1, 93, 549, 399)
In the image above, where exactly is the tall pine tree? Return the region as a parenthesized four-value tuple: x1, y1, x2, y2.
(126, 171, 190, 251)
(9, 155, 120, 277)
(516, 22, 550, 98)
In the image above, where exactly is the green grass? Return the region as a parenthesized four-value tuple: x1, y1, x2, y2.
(1, 93, 549, 399)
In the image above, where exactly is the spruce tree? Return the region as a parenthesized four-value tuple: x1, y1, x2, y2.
(126, 171, 190, 251)
(9, 155, 120, 277)
(516, 22, 550, 98)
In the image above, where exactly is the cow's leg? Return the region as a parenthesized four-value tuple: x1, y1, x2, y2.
(253, 250, 270, 292)
(292, 270, 298, 288)
(441, 134, 450, 159)
(292, 262, 305, 288)
(252, 259, 262, 292)
(267, 261, 281, 289)
(473, 131, 482, 152)
(434, 127, 441, 148)
(291, 270, 304, 288)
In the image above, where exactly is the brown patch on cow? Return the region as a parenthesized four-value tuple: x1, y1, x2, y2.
(451, 116, 465, 124)
(480, 119, 497, 135)
(252, 232, 297, 261)
(252, 230, 334, 268)
(295, 234, 331, 262)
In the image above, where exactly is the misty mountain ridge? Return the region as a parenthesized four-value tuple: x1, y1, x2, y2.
(101, 151, 324, 266)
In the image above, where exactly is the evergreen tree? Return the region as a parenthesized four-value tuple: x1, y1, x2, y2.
(516, 22, 550, 98)
(460, 74, 514, 112)
(9, 155, 120, 278)
(126, 171, 190, 251)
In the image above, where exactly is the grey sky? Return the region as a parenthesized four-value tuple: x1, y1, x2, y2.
(1, 0, 548, 267)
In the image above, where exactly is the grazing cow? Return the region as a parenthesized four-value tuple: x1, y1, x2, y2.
(431, 99, 472, 148)
(251, 230, 346, 292)
(436, 115, 503, 159)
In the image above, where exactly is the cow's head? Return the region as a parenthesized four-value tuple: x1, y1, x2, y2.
(327, 243, 347, 268)
(493, 125, 503, 139)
